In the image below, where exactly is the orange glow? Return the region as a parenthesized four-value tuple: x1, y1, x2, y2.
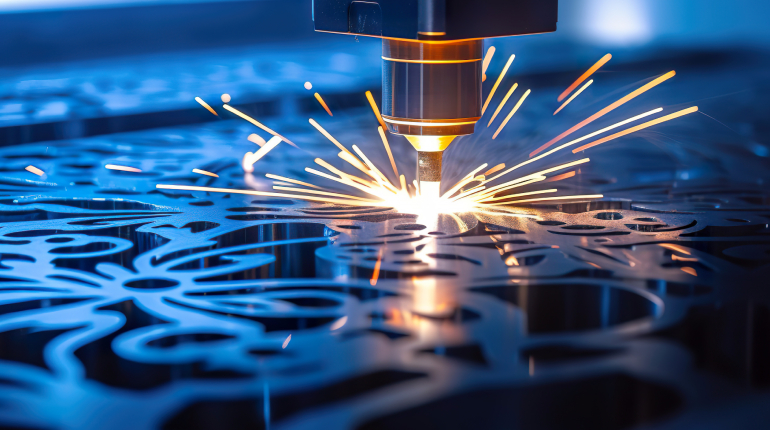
(482, 54, 515, 114)
(672, 255, 699, 262)
(542, 170, 576, 183)
(554, 79, 593, 115)
(481, 46, 495, 82)
(314, 92, 333, 116)
(378, 126, 399, 179)
(487, 82, 518, 127)
(493, 89, 530, 139)
(370, 249, 384, 286)
(558, 53, 611, 102)
(587, 262, 602, 269)
(484, 163, 505, 176)
(572, 106, 698, 153)
(531, 70, 676, 157)
(25, 165, 44, 176)
(381, 56, 480, 64)
(195, 97, 218, 116)
(193, 169, 219, 178)
(366, 91, 388, 129)
(659, 243, 691, 255)
(223, 104, 297, 148)
(505, 256, 519, 266)
(681, 267, 697, 277)
(105, 164, 141, 173)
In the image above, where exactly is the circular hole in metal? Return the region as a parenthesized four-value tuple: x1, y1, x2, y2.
(595, 212, 623, 220)
(537, 220, 566, 226)
(46, 237, 74, 243)
(124, 279, 180, 290)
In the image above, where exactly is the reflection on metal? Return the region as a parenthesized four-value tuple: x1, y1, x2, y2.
(0, 89, 767, 429)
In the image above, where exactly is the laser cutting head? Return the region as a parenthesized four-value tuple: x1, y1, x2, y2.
(313, 0, 558, 191)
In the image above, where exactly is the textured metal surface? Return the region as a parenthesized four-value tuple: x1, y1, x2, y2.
(0, 49, 769, 429)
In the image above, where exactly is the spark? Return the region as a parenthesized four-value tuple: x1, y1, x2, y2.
(482, 45, 495, 82)
(221, 93, 231, 103)
(282, 334, 291, 349)
(482, 188, 558, 203)
(223, 104, 298, 148)
(481, 194, 604, 206)
(272, 186, 372, 201)
(265, 173, 325, 190)
(370, 248, 384, 286)
(681, 267, 697, 277)
(157, 184, 380, 206)
(314, 92, 333, 116)
(514, 108, 663, 173)
(482, 54, 515, 114)
(330, 316, 348, 330)
(531, 70, 676, 156)
(304, 81, 313, 90)
(487, 82, 518, 126)
(553, 79, 593, 115)
(672, 255, 699, 262)
(659, 243, 691, 255)
(248, 133, 266, 147)
(195, 97, 218, 116)
(542, 170, 576, 183)
(484, 163, 505, 176)
(105, 164, 142, 173)
(25, 165, 44, 176)
(479, 158, 592, 198)
(493, 89, 531, 139)
(308, 118, 357, 159)
(193, 169, 219, 178)
(378, 126, 399, 179)
(243, 136, 283, 171)
(558, 53, 611, 102)
(366, 91, 387, 129)
(572, 106, 699, 153)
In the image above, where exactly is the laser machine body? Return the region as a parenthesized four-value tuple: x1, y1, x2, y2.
(312, 0, 558, 197)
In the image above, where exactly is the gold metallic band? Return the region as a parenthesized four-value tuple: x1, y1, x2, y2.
(417, 31, 446, 36)
(382, 116, 480, 127)
(381, 56, 481, 64)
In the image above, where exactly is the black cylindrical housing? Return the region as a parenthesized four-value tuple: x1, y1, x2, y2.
(382, 39, 482, 137)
